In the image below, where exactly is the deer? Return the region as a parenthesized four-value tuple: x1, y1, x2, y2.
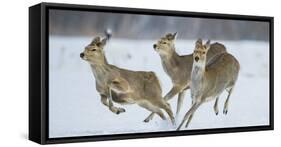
(177, 39, 240, 130)
(144, 33, 227, 122)
(80, 36, 175, 124)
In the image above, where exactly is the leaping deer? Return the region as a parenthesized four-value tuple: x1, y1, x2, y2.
(177, 39, 240, 130)
(80, 36, 175, 124)
(144, 33, 227, 122)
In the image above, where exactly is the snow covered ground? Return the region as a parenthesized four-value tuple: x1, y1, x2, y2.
(48, 36, 270, 138)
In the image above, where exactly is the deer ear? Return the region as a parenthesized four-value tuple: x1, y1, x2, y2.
(91, 36, 101, 45)
(99, 38, 107, 47)
(195, 38, 202, 47)
(166, 32, 177, 40)
(204, 40, 211, 50)
(172, 32, 177, 40)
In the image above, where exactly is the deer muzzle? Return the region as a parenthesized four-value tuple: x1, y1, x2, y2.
(80, 53, 85, 58)
(195, 56, 199, 62)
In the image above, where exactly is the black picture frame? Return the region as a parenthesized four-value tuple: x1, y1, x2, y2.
(29, 2, 274, 144)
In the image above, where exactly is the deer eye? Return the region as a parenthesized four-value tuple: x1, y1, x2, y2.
(96, 42, 101, 47)
(162, 42, 167, 44)
(91, 49, 96, 51)
(203, 51, 205, 54)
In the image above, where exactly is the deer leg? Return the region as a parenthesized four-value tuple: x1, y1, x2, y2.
(100, 94, 109, 107)
(108, 88, 126, 115)
(144, 86, 181, 122)
(185, 114, 194, 128)
(185, 99, 195, 128)
(176, 89, 187, 115)
(177, 101, 202, 130)
(143, 112, 155, 122)
(223, 87, 233, 115)
(139, 101, 166, 121)
(156, 100, 175, 125)
(164, 86, 182, 101)
(214, 97, 219, 115)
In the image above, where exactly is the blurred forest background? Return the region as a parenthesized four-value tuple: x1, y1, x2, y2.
(49, 10, 269, 41)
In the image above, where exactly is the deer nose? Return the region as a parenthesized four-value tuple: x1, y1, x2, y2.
(80, 53, 84, 58)
(153, 44, 157, 49)
(195, 56, 199, 62)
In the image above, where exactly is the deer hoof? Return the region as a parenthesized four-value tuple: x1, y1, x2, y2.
(223, 109, 228, 115)
(171, 119, 176, 126)
(143, 119, 149, 123)
(116, 108, 125, 114)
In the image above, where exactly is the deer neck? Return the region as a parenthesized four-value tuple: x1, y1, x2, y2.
(90, 54, 109, 67)
(100, 54, 109, 65)
(159, 48, 180, 68)
(90, 57, 111, 80)
(191, 60, 206, 93)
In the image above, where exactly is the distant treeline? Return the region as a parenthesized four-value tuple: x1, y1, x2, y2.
(49, 10, 269, 41)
